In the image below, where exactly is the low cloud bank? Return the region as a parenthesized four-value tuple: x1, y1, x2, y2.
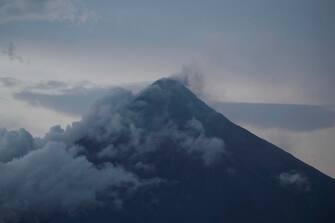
(0, 84, 225, 221)
(0, 142, 138, 212)
(0, 89, 142, 221)
(0, 135, 140, 221)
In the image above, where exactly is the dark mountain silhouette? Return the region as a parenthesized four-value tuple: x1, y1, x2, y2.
(17, 78, 335, 223)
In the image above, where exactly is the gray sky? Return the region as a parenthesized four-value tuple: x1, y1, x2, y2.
(1, 0, 334, 104)
(0, 0, 334, 177)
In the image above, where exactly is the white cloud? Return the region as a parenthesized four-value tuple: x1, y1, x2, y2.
(278, 172, 310, 191)
(0, 128, 35, 162)
(0, 141, 139, 220)
(0, 0, 97, 24)
(44, 85, 225, 166)
(170, 119, 225, 165)
(0, 83, 226, 220)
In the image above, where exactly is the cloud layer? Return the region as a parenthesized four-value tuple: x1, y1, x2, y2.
(7, 76, 335, 132)
(212, 102, 335, 132)
(0, 77, 147, 116)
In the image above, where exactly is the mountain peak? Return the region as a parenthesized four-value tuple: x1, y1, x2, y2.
(128, 78, 218, 130)
(138, 77, 195, 101)
(152, 77, 184, 88)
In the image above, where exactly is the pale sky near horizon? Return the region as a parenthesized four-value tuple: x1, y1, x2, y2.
(0, 0, 335, 177)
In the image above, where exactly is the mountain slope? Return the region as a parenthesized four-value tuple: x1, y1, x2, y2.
(9, 78, 335, 223)
(124, 78, 335, 222)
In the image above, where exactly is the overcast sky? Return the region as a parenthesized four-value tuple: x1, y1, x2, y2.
(1, 0, 334, 103)
(0, 0, 334, 177)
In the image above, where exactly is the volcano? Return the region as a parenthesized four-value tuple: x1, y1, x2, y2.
(6, 78, 335, 223)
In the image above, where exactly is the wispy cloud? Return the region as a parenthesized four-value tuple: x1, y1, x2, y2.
(14, 86, 113, 116)
(0, 0, 97, 24)
(1, 42, 23, 62)
(0, 76, 22, 87)
(278, 172, 310, 191)
(0, 78, 145, 116)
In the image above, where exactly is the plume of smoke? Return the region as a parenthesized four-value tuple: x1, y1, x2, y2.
(171, 63, 207, 99)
